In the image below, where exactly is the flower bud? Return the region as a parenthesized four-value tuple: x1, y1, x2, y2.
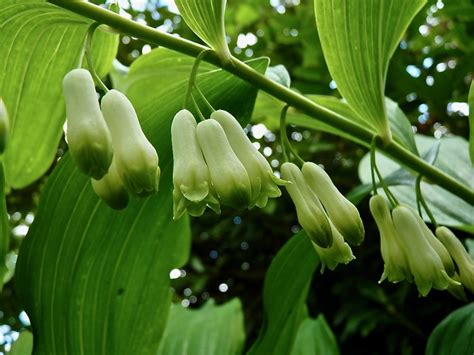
(312, 220, 355, 273)
(302, 162, 364, 245)
(369, 195, 411, 283)
(436, 226, 474, 294)
(63, 69, 113, 179)
(101, 90, 160, 197)
(196, 119, 252, 209)
(211, 110, 286, 208)
(0, 99, 9, 155)
(392, 205, 460, 296)
(91, 158, 129, 210)
(172, 110, 220, 219)
(281, 162, 332, 248)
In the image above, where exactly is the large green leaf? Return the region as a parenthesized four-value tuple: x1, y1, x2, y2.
(469, 80, 474, 165)
(157, 299, 245, 355)
(253, 93, 418, 154)
(0, 162, 8, 290)
(314, 0, 426, 141)
(9, 330, 33, 355)
(248, 232, 319, 355)
(290, 315, 340, 355)
(15, 48, 266, 355)
(426, 302, 474, 355)
(359, 135, 474, 230)
(0, 0, 118, 188)
(175, 0, 231, 62)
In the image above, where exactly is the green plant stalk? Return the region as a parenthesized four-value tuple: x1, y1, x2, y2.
(47, 0, 474, 205)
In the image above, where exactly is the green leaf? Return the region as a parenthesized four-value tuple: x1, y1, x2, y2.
(15, 48, 266, 355)
(314, 0, 426, 142)
(175, 0, 231, 62)
(0, 0, 118, 188)
(469, 80, 474, 165)
(10, 330, 33, 355)
(0, 162, 8, 290)
(359, 135, 474, 230)
(157, 299, 245, 355)
(290, 315, 340, 355)
(426, 302, 474, 355)
(248, 232, 319, 355)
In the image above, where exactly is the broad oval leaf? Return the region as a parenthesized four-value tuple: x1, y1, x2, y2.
(175, 0, 231, 62)
(290, 315, 340, 355)
(248, 232, 319, 355)
(157, 299, 245, 355)
(0, 0, 118, 188)
(15, 48, 267, 355)
(314, 0, 426, 142)
(425, 302, 474, 355)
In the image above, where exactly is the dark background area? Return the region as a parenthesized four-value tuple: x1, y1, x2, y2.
(1, 0, 473, 354)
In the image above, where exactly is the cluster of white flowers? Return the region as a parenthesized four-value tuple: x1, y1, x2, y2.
(171, 109, 286, 219)
(63, 69, 160, 209)
(370, 195, 473, 298)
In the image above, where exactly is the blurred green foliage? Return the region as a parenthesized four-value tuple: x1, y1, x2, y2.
(1, 0, 472, 354)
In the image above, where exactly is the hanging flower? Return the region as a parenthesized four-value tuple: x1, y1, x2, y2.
(171, 109, 220, 219)
(196, 118, 252, 209)
(392, 205, 460, 296)
(101, 90, 160, 197)
(91, 158, 129, 210)
(280, 162, 333, 248)
(63, 69, 113, 179)
(211, 110, 287, 208)
(369, 195, 411, 283)
(302, 162, 365, 245)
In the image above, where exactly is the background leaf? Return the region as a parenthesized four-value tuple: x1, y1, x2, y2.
(248, 232, 319, 355)
(469, 80, 473, 165)
(9, 330, 33, 355)
(0, 163, 8, 290)
(266, 64, 292, 88)
(157, 299, 245, 355)
(290, 315, 340, 355)
(314, 0, 426, 140)
(358, 135, 474, 230)
(425, 302, 474, 355)
(15, 48, 267, 355)
(0, 0, 118, 188)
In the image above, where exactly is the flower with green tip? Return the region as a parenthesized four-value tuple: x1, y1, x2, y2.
(91, 158, 129, 210)
(196, 118, 252, 209)
(63, 69, 113, 179)
(302, 162, 364, 245)
(436, 226, 474, 294)
(211, 110, 287, 208)
(172, 109, 220, 219)
(392, 205, 460, 296)
(101, 89, 160, 197)
(312, 220, 355, 273)
(0, 99, 9, 155)
(280, 162, 333, 248)
(369, 195, 411, 283)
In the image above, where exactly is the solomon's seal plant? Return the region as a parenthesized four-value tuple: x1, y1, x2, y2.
(62, 68, 113, 179)
(101, 89, 160, 197)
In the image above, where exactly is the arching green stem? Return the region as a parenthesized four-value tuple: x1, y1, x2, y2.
(84, 23, 109, 93)
(47, 0, 474, 205)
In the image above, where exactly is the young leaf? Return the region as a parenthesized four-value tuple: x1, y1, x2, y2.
(314, 0, 426, 143)
(0, 0, 118, 188)
(290, 315, 340, 355)
(248, 232, 319, 355)
(157, 300, 245, 355)
(426, 302, 474, 355)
